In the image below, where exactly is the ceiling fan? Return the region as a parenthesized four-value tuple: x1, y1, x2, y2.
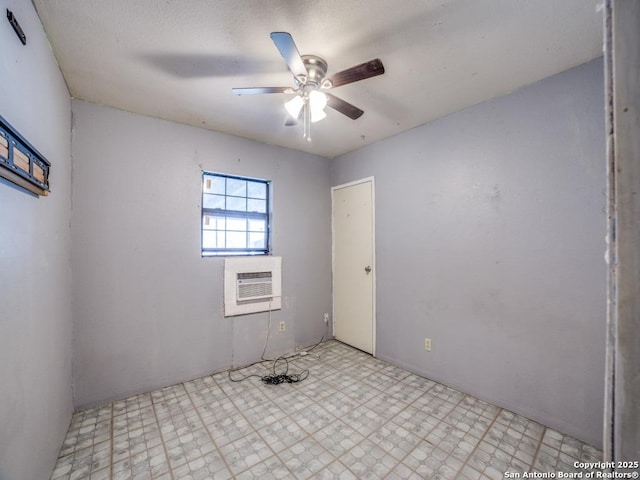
(232, 32, 385, 141)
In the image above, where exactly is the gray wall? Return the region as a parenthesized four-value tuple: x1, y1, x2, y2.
(70, 100, 332, 408)
(331, 58, 607, 447)
(0, 1, 73, 479)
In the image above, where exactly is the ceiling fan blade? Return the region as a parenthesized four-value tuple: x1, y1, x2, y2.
(326, 93, 364, 120)
(232, 87, 292, 95)
(270, 32, 308, 80)
(326, 58, 385, 88)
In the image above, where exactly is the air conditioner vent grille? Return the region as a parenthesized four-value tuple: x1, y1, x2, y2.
(237, 271, 273, 301)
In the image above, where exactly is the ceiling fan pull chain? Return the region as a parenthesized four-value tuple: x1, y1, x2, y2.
(303, 99, 311, 142)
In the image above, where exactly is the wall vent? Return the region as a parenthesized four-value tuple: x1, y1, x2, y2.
(224, 256, 281, 316)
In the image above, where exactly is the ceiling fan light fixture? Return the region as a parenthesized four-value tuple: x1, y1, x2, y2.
(309, 90, 327, 123)
(284, 95, 304, 118)
(311, 109, 326, 123)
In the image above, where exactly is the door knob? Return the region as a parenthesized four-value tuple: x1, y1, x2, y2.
(365, 266, 372, 274)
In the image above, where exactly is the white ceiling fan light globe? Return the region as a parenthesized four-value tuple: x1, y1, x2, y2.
(311, 109, 327, 123)
(284, 95, 304, 118)
(309, 90, 328, 122)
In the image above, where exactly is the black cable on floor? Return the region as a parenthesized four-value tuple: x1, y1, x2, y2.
(259, 356, 309, 385)
(227, 335, 323, 384)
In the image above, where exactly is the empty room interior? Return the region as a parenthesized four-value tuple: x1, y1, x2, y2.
(1, 1, 638, 479)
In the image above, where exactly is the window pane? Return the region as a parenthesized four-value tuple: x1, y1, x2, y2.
(227, 196, 246, 211)
(213, 215, 226, 229)
(203, 175, 225, 194)
(203, 215, 226, 230)
(247, 181, 267, 199)
(226, 231, 246, 248)
(212, 176, 225, 194)
(202, 230, 218, 249)
(203, 194, 225, 209)
(247, 198, 266, 213)
(203, 177, 212, 193)
(248, 218, 266, 232)
(227, 217, 246, 231)
(249, 232, 266, 249)
(227, 178, 246, 197)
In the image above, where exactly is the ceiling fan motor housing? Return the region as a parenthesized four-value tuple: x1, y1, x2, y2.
(301, 55, 329, 88)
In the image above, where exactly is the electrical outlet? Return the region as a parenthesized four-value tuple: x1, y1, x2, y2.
(424, 338, 432, 351)
(324, 313, 329, 324)
(279, 321, 286, 332)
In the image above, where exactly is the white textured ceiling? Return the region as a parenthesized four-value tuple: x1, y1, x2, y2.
(33, 0, 603, 158)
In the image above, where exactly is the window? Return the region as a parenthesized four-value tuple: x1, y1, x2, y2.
(201, 172, 271, 256)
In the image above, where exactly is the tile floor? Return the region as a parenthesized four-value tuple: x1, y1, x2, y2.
(51, 340, 602, 480)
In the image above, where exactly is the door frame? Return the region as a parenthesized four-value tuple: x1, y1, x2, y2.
(331, 176, 376, 356)
(603, 0, 640, 461)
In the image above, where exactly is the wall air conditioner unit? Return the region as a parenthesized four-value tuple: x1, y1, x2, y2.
(236, 271, 273, 302)
(224, 256, 281, 316)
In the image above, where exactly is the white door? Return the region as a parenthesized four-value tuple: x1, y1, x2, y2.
(332, 177, 375, 354)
